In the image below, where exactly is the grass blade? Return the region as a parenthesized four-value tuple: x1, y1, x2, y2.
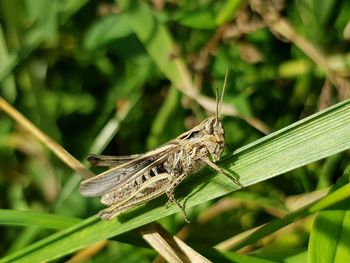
(2, 97, 350, 262)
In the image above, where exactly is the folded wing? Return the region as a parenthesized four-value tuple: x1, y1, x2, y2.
(80, 143, 179, 197)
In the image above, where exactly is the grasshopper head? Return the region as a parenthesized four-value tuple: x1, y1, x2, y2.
(203, 68, 228, 161)
(202, 116, 225, 161)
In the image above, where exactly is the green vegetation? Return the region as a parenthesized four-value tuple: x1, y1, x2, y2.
(1, 0, 350, 262)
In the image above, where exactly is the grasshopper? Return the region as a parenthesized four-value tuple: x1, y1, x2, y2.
(80, 71, 243, 222)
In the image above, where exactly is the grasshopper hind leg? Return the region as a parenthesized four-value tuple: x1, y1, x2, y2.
(99, 204, 131, 220)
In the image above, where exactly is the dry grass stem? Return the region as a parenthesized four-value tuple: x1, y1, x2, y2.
(140, 223, 211, 263)
(0, 96, 94, 179)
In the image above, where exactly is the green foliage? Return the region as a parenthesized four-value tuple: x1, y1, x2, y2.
(1, 0, 350, 262)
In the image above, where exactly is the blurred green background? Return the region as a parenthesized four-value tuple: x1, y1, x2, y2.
(1, 0, 350, 262)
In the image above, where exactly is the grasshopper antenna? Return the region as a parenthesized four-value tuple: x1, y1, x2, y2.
(217, 68, 228, 120)
(215, 84, 219, 121)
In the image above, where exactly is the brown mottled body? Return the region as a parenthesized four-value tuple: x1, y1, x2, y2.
(80, 72, 243, 221)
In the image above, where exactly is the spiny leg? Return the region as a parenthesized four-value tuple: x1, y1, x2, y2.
(205, 159, 244, 188)
(164, 172, 188, 207)
(165, 189, 190, 223)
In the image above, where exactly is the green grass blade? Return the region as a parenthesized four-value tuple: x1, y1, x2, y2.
(0, 0, 88, 84)
(2, 97, 350, 262)
(308, 173, 350, 263)
(227, 179, 350, 251)
(0, 210, 81, 230)
(224, 98, 350, 186)
(308, 209, 350, 263)
(116, 0, 190, 91)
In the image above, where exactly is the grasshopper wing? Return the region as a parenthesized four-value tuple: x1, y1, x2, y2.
(80, 143, 179, 197)
(87, 154, 142, 167)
